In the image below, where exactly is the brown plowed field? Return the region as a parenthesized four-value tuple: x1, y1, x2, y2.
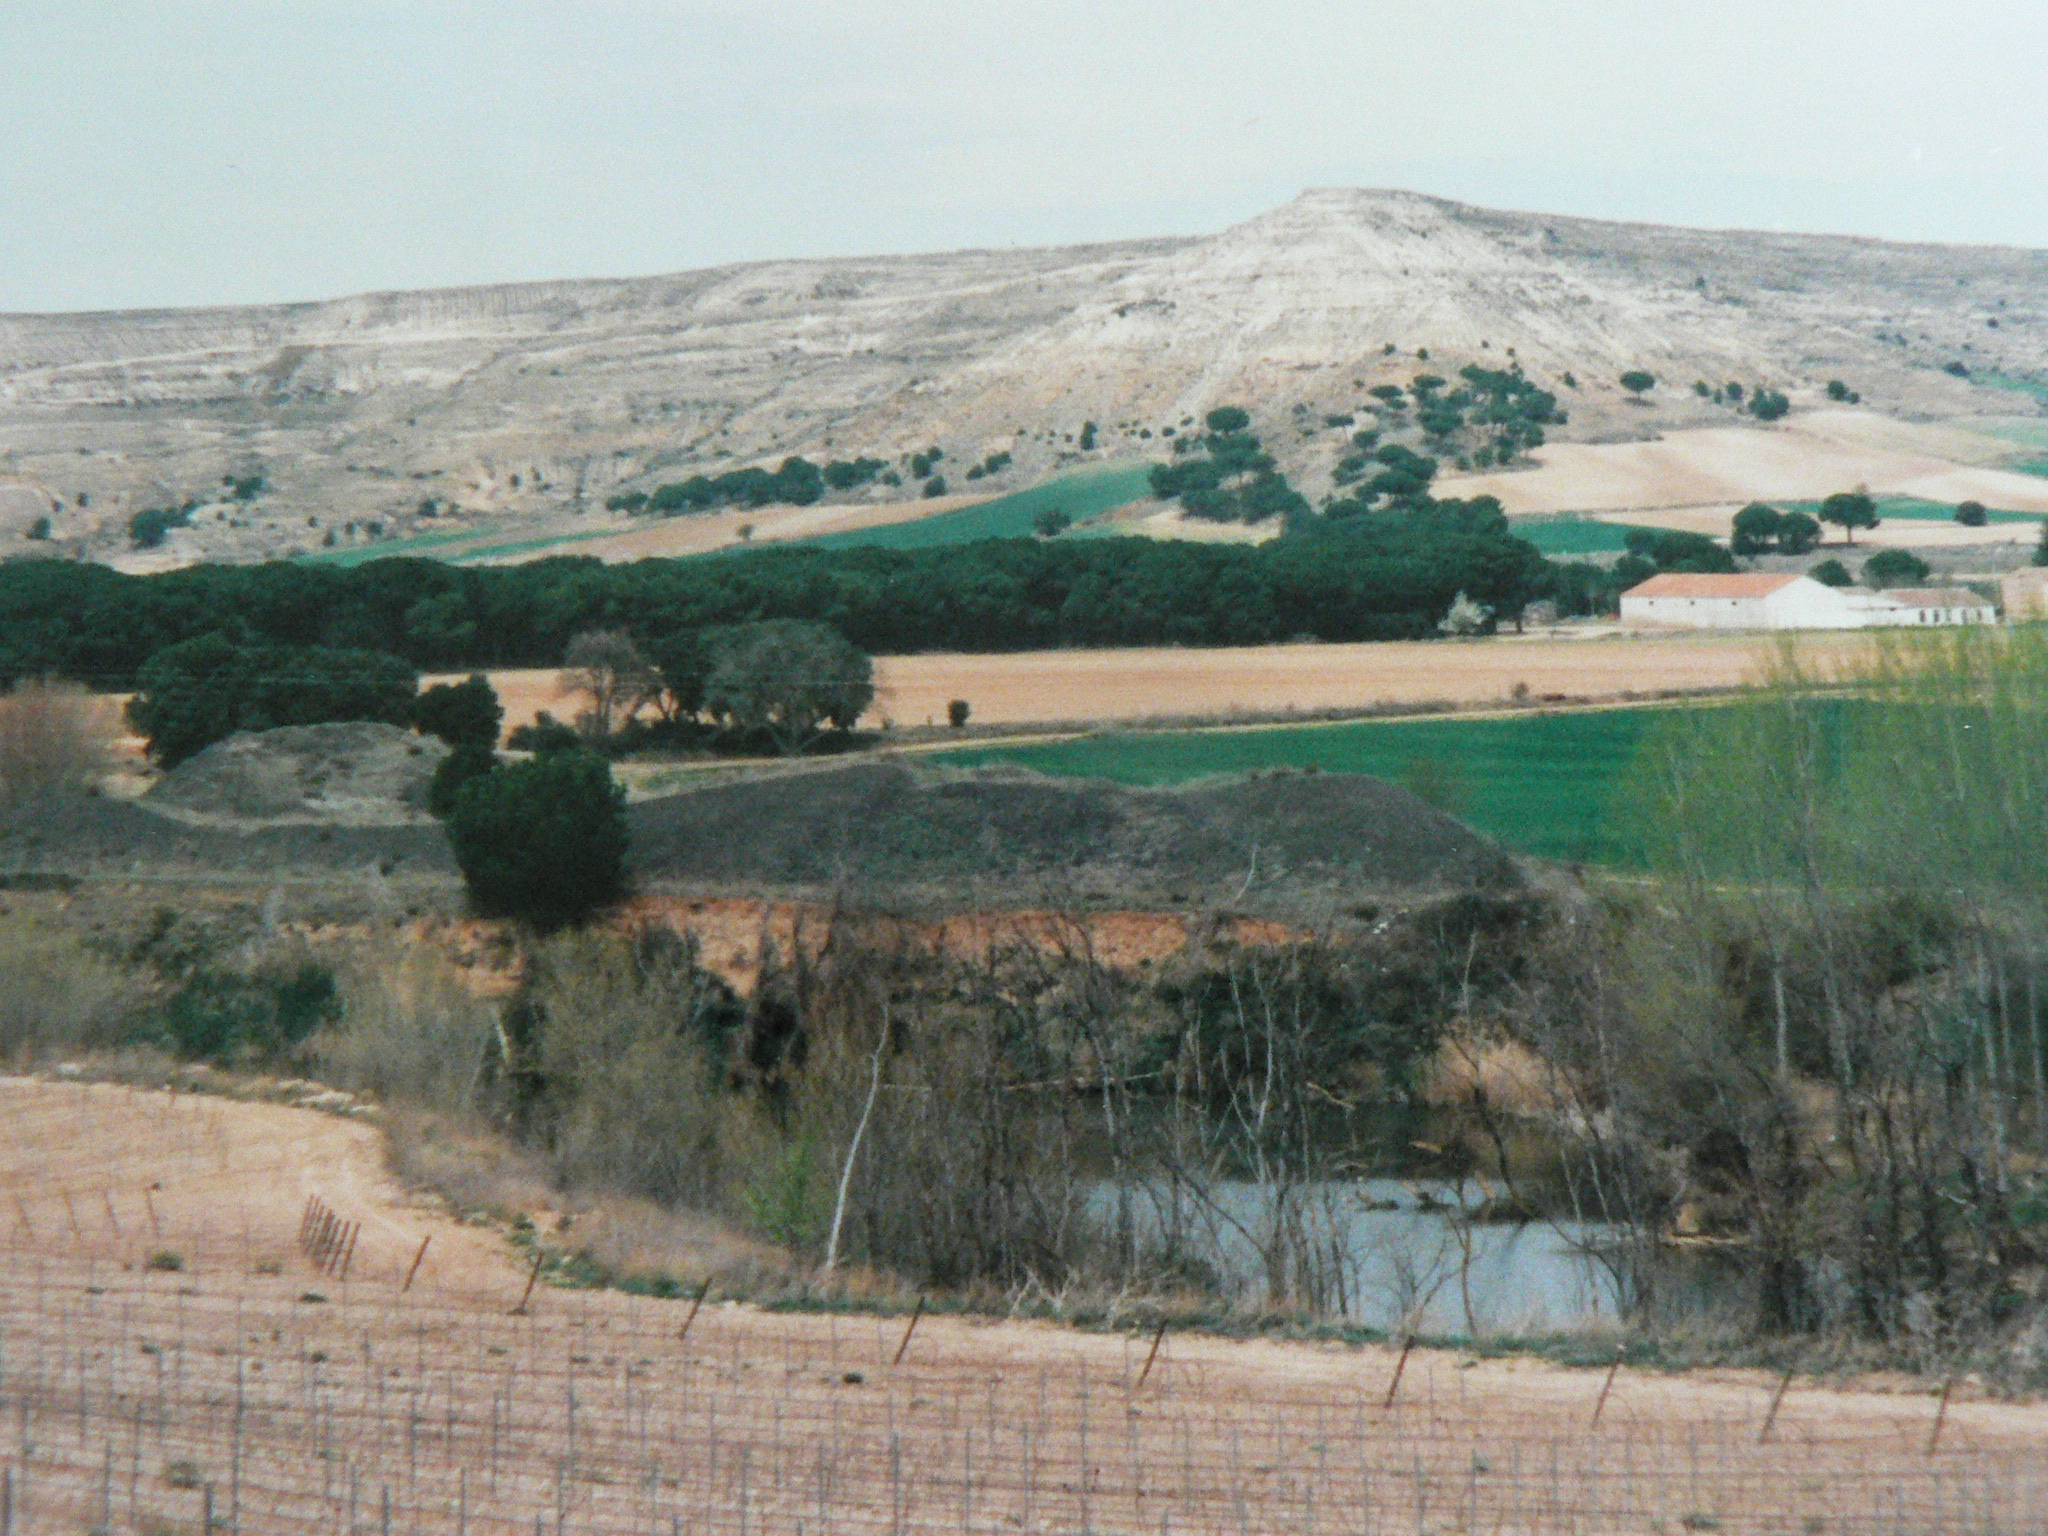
(2, 1077, 2043, 1534)
(442, 631, 1866, 736)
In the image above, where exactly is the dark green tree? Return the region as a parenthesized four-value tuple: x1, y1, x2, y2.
(1619, 371, 1656, 397)
(1862, 549, 1930, 589)
(412, 674, 502, 749)
(127, 636, 418, 768)
(1777, 511, 1822, 555)
(443, 750, 628, 928)
(1819, 491, 1879, 545)
(427, 742, 499, 815)
(1032, 508, 1071, 538)
(1730, 503, 1783, 556)
(1954, 500, 1989, 527)
(1808, 558, 1853, 588)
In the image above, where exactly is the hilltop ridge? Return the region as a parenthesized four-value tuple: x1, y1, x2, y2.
(1, 188, 2042, 566)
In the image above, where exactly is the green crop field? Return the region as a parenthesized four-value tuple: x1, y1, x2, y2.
(931, 705, 1694, 865)
(792, 465, 1157, 552)
(1509, 516, 1663, 555)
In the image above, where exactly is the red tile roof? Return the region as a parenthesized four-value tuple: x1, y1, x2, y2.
(1622, 573, 1805, 599)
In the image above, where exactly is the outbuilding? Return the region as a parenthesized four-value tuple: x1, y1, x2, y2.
(1619, 573, 1885, 630)
(1878, 587, 1996, 626)
(1621, 573, 1996, 631)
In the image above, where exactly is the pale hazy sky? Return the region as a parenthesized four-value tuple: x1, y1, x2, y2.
(4, 1, 2044, 313)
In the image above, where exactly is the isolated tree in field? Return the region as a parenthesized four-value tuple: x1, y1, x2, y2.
(1818, 490, 1879, 544)
(126, 635, 417, 767)
(1619, 370, 1656, 398)
(412, 674, 501, 749)
(947, 699, 970, 729)
(561, 629, 658, 742)
(701, 620, 875, 756)
(1031, 508, 1070, 537)
(1954, 500, 1988, 527)
(443, 749, 627, 928)
(1862, 549, 1930, 589)
(1731, 502, 1783, 556)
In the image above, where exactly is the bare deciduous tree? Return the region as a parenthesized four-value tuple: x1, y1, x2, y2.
(560, 630, 659, 743)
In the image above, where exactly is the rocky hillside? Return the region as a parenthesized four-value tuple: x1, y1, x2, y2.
(1, 188, 2042, 565)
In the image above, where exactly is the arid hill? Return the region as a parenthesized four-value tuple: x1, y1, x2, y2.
(1, 187, 2042, 565)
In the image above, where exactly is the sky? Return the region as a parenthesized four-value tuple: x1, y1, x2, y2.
(3, 0, 2045, 313)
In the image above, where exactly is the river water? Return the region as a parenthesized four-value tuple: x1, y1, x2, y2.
(1104, 1178, 1626, 1336)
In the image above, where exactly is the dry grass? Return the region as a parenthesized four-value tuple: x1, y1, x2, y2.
(0, 1080, 2043, 1533)
(446, 633, 1872, 738)
(0, 676, 118, 800)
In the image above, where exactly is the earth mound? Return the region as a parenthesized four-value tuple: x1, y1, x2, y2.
(626, 758, 1516, 907)
(144, 722, 449, 827)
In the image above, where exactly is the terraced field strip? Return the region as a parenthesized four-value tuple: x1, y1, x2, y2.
(791, 465, 1155, 551)
(0, 1079, 2042, 1535)
(931, 706, 1682, 864)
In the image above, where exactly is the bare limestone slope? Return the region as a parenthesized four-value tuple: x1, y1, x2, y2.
(1, 188, 2042, 565)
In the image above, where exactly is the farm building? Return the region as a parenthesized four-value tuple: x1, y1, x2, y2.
(1877, 587, 1996, 626)
(1621, 573, 1992, 631)
(1620, 573, 1884, 630)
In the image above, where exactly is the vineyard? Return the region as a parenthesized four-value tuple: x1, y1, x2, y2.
(0, 1078, 2043, 1534)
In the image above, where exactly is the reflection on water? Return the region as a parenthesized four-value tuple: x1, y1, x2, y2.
(1104, 1178, 1624, 1336)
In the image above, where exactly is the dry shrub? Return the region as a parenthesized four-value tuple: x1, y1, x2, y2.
(318, 943, 499, 1116)
(519, 927, 744, 1208)
(0, 913, 147, 1063)
(1421, 1032, 1562, 1117)
(0, 678, 114, 801)
(381, 1106, 553, 1219)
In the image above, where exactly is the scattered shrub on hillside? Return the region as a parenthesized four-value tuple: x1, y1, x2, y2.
(1748, 388, 1791, 422)
(126, 636, 417, 768)
(1954, 500, 1989, 527)
(1149, 407, 1309, 524)
(1619, 370, 1655, 397)
(25, 515, 50, 540)
(128, 504, 194, 549)
(443, 749, 628, 929)
(922, 476, 947, 498)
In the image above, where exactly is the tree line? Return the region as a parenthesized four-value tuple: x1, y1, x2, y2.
(0, 517, 1554, 689)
